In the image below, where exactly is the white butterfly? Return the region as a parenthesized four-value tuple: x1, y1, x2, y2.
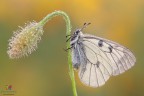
(67, 23, 136, 88)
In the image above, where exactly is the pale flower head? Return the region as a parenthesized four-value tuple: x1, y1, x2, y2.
(7, 21, 44, 59)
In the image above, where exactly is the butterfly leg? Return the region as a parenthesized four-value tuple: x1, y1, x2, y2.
(63, 46, 73, 52)
(66, 36, 72, 42)
(66, 35, 71, 38)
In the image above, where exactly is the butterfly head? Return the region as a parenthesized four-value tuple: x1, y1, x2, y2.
(70, 29, 82, 43)
(74, 29, 81, 36)
(70, 23, 91, 44)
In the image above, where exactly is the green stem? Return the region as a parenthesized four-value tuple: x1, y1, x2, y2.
(39, 10, 78, 96)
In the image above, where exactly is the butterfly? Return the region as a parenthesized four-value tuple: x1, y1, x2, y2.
(66, 23, 136, 88)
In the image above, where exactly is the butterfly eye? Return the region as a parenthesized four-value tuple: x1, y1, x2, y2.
(75, 30, 80, 35)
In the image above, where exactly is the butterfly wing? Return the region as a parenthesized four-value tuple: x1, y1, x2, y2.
(77, 34, 136, 87)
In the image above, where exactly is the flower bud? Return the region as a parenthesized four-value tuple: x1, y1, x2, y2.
(7, 21, 43, 59)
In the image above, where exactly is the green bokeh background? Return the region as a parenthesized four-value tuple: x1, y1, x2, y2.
(0, 0, 144, 96)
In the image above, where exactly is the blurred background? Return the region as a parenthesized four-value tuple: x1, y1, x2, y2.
(0, 0, 144, 96)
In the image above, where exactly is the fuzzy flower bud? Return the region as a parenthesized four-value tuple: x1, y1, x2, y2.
(7, 21, 44, 59)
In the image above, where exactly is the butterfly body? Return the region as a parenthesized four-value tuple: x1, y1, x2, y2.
(71, 29, 86, 69)
(70, 25, 136, 88)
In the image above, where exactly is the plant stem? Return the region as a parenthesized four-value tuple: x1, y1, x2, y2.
(39, 10, 78, 96)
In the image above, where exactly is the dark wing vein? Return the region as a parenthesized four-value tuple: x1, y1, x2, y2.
(89, 63, 92, 86)
(94, 64, 99, 87)
(111, 49, 126, 71)
(110, 53, 121, 74)
(114, 49, 129, 70)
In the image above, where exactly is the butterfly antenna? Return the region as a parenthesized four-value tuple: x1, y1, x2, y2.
(80, 22, 91, 31)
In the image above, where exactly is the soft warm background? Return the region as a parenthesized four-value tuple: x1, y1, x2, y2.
(0, 0, 143, 96)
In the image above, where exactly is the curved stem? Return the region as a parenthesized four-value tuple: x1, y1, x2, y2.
(39, 11, 77, 96)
